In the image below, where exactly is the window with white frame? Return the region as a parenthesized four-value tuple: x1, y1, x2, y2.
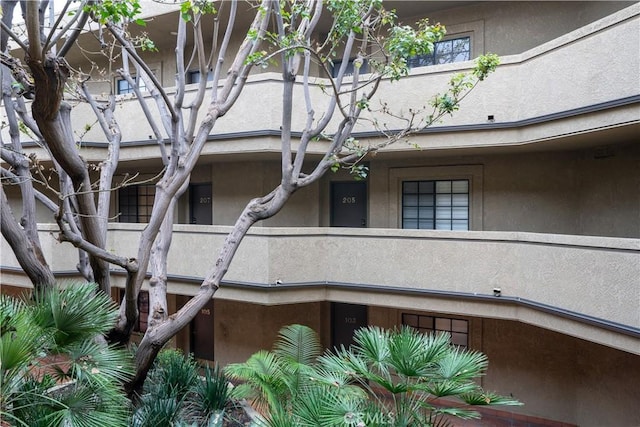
(408, 36, 471, 68)
(116, 76, 147, 94)
(402, 179, 469, 230)
(402, 313, 469, 347)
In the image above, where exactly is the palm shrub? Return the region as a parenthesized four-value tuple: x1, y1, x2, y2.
(318, 326, 521, 426)
(227, 324, 521, 427)
(0, 283, 134, 427)
(193, 364, 230, 426)
(146, 348, 200, 399)
(133, 348, 231, 427)
(133, 349, 199, 426)
(225, 324, 367, 427)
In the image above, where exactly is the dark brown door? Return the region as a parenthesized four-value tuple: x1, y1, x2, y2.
(191, 299, 215, 360)
(331, 302, 368, 349)
(330, 182, 367, 227)
(189, 183, 212, 224)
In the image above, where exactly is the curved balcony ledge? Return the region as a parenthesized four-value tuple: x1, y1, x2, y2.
(2, 225, 638, 353)
(4, 4, 637, 160)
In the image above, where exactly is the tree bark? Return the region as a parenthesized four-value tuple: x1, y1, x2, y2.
(25, 53, 111, 293)
(1, 187, 55, 288)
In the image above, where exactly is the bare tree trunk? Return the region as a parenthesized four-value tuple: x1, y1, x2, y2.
(25, 53, 111, 294)
(1, 187, 55, 288)
(126, 185, 289, 395)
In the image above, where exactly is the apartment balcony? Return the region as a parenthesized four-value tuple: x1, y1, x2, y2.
(9, 4, 638, 163)
(2, 224, 638, 354)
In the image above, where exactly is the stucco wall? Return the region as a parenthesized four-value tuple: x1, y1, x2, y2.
(481, 318, 640, 427)
(212, 300, 327, 366)
(426, 1, 637, 56)
(8, 1, 636, 148)
(207, 160, 321, 227)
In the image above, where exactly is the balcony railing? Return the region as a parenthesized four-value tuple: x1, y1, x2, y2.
(4, 4, 638, 159)
(2, 224, 638, 335)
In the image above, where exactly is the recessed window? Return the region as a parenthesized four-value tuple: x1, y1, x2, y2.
(402, 179, 469, 230)
(118, 185, 155, 223)
(408, 36, 470, 68)
(188, 70, 213, 84)
(116, 76, 147, 94)
(402, 313, 469, 347)
(331, 58, 368, 78)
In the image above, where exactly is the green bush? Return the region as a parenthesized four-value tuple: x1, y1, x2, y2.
(134, 349, 230, 427)
(0, 283, 133, 427)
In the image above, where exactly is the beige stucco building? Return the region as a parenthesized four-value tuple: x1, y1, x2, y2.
(1, 2, 639, 426)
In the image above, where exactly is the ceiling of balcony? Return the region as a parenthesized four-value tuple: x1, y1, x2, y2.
(126, 1, 478, 56)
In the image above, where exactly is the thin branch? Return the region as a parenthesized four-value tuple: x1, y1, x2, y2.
(57, 2, 92, 57)
(210, 0, 238, 103)
(55, 209, 138, 273)
(42, 0, 73, 54)
(105, 21, 177, 122)
(0, 167, 58, 212)
(0, 16, 29, 52)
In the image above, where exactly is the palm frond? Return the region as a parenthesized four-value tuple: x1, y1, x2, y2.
(31, 283, 117, 348)
(297, 384, 365, 427)
(225, 350, 287, 412)
(431, 406, 481, 420)
(352, 326, 391, 372)
(412, 330, 452, 368)
(64, 340, 134, 385)
(273, 324, 322, 366)
(436, 346, 487, 381)
(460, 390, 523, 406)
(0, 294, 44, 379)
(416, 379, 477, 397)
(388, 326, 441, 377)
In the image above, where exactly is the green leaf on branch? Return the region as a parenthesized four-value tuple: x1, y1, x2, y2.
(351, 164, 369, 181)
(84, 0, 143, 25)
(473, 53, 500, 80)
(180, 0, 217, 22)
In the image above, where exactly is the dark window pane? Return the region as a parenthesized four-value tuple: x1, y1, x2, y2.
(136, 291, 149, 333)
(451, 332, 468, 347)
(452, 319, 468, 333)
(435, 317, 451, 331)
(119, 184, 155, 223)
(404, 194, 418, 206)
(403, 181, 418, 193)
(418, 316, 434, 329)
(418, 181, 435, 193)
(403, 314, 418, 327)
(418, 219, 434, 229)
(402, 314, 469, 347)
